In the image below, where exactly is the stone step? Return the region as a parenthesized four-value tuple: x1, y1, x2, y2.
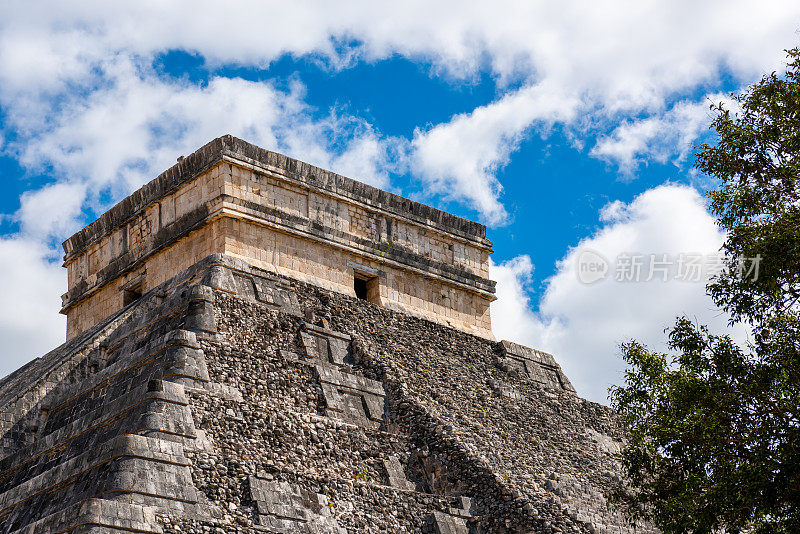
(40, 330, 207, 422)
(0, 380, 192, 484)
(0, 434, 194, 519)
(7, 498, 163, 534)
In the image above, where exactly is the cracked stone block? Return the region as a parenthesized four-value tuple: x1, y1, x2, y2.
(233, 273, 258, 300)
(300, 325, 351, 365)
(315, 365, 385, 427)
(255, 278, 302, 315)
(432, 497, 473, 534)
(202, 263, 237, 292)
(449, 497, 473, 518)
(383, 456, 415, 490)
(249, 477, 344, 533)
(497, 340, 576, 393)
(432, 510, 469, 534)
(488, 379, 523, 400)
(541, 365, 566, 390)
(301, 332, 328, 361)
(230, 271, 302, 317)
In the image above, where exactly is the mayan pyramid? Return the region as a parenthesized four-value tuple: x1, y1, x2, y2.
(0, 136, 655, 533)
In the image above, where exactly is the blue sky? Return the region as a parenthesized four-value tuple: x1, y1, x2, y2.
(1, 2, 799, 402)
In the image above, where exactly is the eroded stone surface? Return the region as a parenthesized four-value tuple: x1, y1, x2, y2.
(384, 456, 415, 491)
(249, 477, 344, 533)
(301, 324, 351, 366)
(432, 496, 473, 533)
(0, 256, 656, 533)
(315, 364, 386, 428)
(496, 340, 576, 394)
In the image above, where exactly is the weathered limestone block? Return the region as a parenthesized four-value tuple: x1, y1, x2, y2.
(231, 269, 302, 316)
(383, 456, 415, 491)
(433, 497, 472, 534)
(315, 365, 386, 428)
(497, 340, 576, 393)
(301, 324, 351, 366)
(201, 262, 237, 293)
(248, 477, 344, 533)
(488, 379, 523, 400)
(432, 511, 469, 534)
(187, 381, 243, 402)
(432, 497, 473, 534)
(183, 285, 217, 334)
(162, 339, 211, 385)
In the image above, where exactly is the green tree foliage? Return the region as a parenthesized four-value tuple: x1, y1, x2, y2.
(698, 49, 800, 322)
(610, 49, 800, 534)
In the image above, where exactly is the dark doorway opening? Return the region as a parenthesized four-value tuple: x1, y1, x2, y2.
(354, 276, 369, 300)
(354, 273, 380, 304)
(123, 283, 143, 306)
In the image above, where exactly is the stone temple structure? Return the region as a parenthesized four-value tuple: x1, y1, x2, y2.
(0, 136, 655, 533)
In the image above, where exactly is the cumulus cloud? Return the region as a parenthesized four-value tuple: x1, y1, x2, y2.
(411, 83, 578, 225)
(492, 184, 750, 404)
(16, 182, 87, 241)
(590, 94, 738, 174)
(7, 61, 403, 240)
(490, 255, 553, 346)
(2, 2, 796, 95)
(0, 238, 65, 377)
(1, 1, 798, 225)
(0, 1, 796, 378)
(400, 1, 798, 219)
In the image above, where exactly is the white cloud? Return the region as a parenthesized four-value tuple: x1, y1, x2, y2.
(411, 82, 578, 225)
(1, 1, 798, 225)
(17, 182, 87, 241)
(0, 0, 796, 379)
(3, 1, 796, 94)
(490, 255, 553, 346)
(8, 61, 402, 240)
(492, 184, 750, 404)
(400, 1, 798, 221)
(0, 238, 66, 378)
(590, 93, 738, 173)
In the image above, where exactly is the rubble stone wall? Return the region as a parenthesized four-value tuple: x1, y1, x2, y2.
(0, 255, 656, 533)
